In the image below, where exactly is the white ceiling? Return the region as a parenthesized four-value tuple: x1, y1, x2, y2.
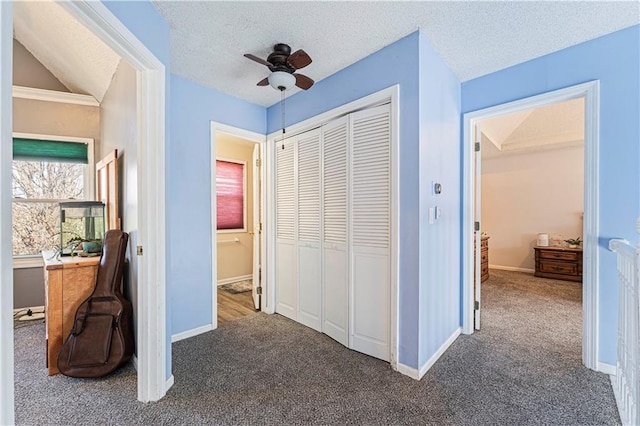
(11, 1, 639, 108)
(153, 1, 639, 107)
(13, 1, 121, 102)
(480, 98, 585, 159)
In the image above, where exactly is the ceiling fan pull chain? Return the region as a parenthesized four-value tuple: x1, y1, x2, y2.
(281, 89, 286, 149)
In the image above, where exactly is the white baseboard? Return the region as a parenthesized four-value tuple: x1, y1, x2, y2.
(171, 324, 214, 343)
(217, 274, 252, 286)
(396, 362, 420, 380)
(489, 264, 535, 274)
(598, 362, 616, 376)
(397, 327, 461, 381)
(131, 354, 138, 371)
(165, 374, 174, 392)
(13, 305, 44, 314)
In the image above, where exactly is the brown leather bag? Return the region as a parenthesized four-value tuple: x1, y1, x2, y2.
(57, 229, 135, 378)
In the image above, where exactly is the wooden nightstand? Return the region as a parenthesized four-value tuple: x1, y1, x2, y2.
(534, 246, 582, 282)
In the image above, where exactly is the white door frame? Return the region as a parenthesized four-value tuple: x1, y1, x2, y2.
(1, 2, 168, 417)
(461, 81, 600, 371)
(265, 85, 400, 369)
(210, 122, 267, 328)
(0, 3, 15, 423)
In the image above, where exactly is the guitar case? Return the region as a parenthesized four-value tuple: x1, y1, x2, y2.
(57, 229, 135, 378)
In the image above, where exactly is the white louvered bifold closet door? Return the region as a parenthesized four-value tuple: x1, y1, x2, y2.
(322, 117, 349, 346)
(349, 104, 391, 362)
(296, 129, 322, 331)
(275, 138, 297, 320)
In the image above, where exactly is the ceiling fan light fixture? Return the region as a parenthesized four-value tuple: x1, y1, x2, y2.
(268, 71, 296, 91)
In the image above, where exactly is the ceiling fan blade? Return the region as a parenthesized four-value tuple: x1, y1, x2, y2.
(257, 77, 269, 86)
(294, 73, 314, 90)
(244, 53, 271, 67)
(287, 49, 312, 70)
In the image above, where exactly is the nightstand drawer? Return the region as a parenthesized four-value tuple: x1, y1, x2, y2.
(538, 260, 578, 276)
(539, 250, 579, 261)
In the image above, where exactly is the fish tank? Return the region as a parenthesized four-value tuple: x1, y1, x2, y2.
(59, 201, 105, 256)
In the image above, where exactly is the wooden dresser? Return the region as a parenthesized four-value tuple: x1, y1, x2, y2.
(42, 251, 100, 375)
(474, 236, 490, 283)
(480, 236, 489, 283)
(534, 246, 582, 282)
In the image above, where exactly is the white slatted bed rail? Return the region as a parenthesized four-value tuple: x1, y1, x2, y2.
(609, 238, 640, 426)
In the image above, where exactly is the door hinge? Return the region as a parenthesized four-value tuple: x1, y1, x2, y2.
(136, 245, 143, 256)
(474, 301, 480, 310)
(256, 286, 262, 295)
(259, 222, 263, 232)
(256, 158, 262, 167)
(475, 142, 481, 152)
(258, 267, 262, 281)
(474, 222, 480, 231)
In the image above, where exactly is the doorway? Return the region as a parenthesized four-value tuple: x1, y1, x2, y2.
(0, 2, 166, 420)
(472, 97, 586, 359)
(462, 81, 601, 371)
(210, 123, 265, 330)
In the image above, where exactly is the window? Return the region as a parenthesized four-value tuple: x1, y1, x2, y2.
(12, 136, 92, 257)
(216, 159, 245, 231)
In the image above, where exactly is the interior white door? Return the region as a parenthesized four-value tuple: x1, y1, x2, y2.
(296, 129, 322, 331)
(349, 104, 391, 361)
(276, 138, 297, 320)
(474, 123, 482, 330)
(251, 143, 261, 310)
(322, 117, 349, 346)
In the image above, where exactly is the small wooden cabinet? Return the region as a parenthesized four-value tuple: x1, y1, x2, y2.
(474, 236, 490, 283)
(480, 236, 489, 283)
(42, 251, 99, 375)
(534, 246, 582, 282)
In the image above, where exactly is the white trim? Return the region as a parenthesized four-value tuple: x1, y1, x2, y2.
(217, 274, 253, 287)
(0, 2, 15, 423)
(215, 156, 248, 233)
(265, 85, 400, 369)
(12, 85, 99, 106)
(57, 0, 167, 403)
(131, 354, 138, 371)
(171, 324, 214, 343)
(488, 264, 535, 274)
(418, 327, 461, 379)
(165, 374, 174, 393)
(598, 362, 616, 376)
(461, 81, 600, 372)
(13, 305, 44, 315)
(267, 86, 397, 142)
(395, 362, 420, 380)
(13, 255, 44, 269)
(210, 122, 267, 330)
(396, 327, 461, 381)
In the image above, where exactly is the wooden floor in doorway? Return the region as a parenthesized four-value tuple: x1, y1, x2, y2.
(217, 288, 257, 326)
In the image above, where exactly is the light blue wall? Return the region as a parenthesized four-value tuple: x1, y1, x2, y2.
(269, 33, 421, 367)
(169, 75, 265, 338)
(462, 25, 640, 365)
(268, 32, 461, 369)
(102, 0, 173, 379)
(417, 34, 461, 367)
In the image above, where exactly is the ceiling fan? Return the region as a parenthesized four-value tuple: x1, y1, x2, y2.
(244, 43, 314, 91)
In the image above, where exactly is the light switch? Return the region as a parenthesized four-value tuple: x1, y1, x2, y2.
(435, 206, 441, 220)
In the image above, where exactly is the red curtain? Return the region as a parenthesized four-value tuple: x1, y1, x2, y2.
(216, 160, 244, 230)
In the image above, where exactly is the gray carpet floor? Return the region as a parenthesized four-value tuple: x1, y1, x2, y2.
(15, 269, 619, 425)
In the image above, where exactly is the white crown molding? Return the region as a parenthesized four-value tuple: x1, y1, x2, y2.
(12, 85, 99, 106)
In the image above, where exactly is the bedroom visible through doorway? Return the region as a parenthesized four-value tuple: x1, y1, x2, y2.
(474, 97, 585, 364)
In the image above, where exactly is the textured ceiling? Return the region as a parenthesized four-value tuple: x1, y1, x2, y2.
(153, 1, 639, 107)
(481, 98, 585, 159)
(13, 1, 121, 102)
